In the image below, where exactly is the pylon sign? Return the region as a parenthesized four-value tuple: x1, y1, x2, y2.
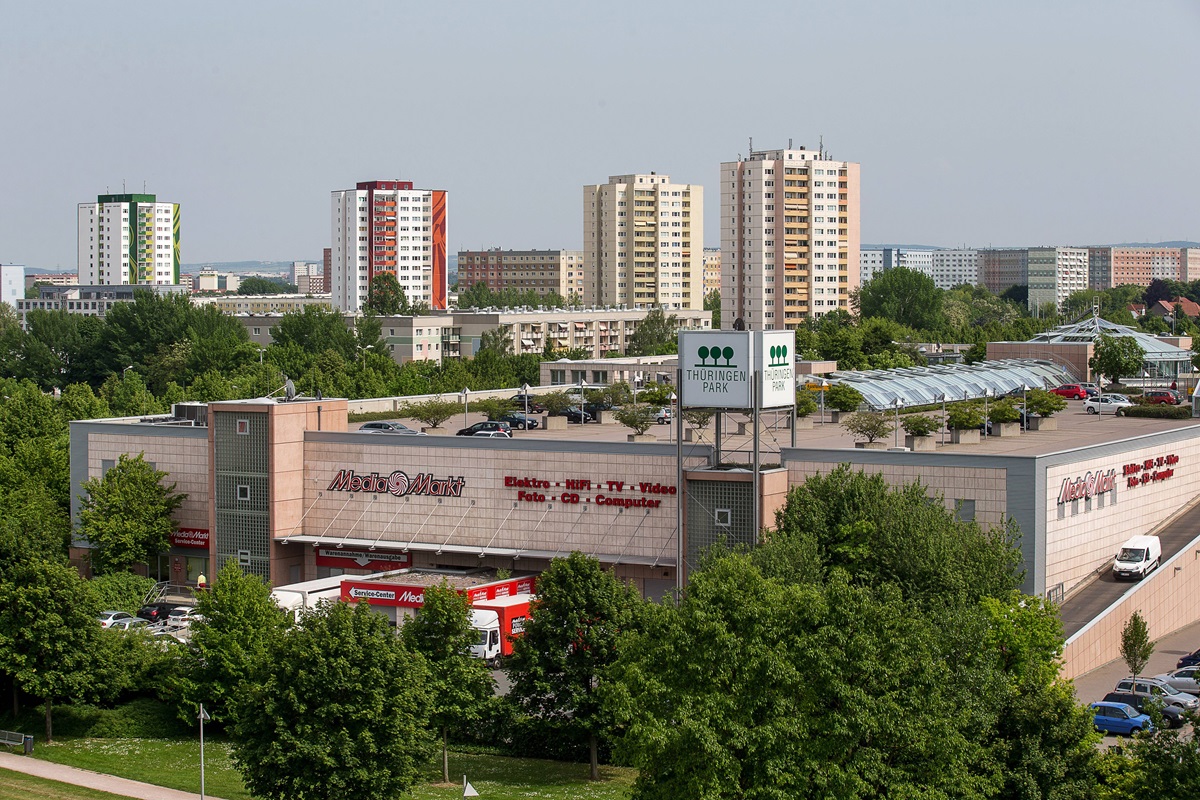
(756, 330, 796, 408)
(679, 332, 753, 409)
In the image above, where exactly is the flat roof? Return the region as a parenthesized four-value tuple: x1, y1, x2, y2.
(364, 568, 536, 588)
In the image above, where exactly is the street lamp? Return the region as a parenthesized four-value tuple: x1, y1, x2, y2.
(1022, 384, 1030, 430)
(521, 382, 530, 422)
(122, 365, 134, 378)
(892, 396, 904, 448)
(936, 393, 947, 446)
(198, 704, 210, 800)
(668, 391, 678, 443)
(460, 387, 470, 428)
(819, 378, 828, 425)
(983, 388, 993, 439)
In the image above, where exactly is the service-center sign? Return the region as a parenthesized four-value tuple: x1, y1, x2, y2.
(756, 330, 795, 409)
(680, 331, 752, 409)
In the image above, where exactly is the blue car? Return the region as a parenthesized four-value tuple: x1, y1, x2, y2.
(1090, 701, 1153, 736)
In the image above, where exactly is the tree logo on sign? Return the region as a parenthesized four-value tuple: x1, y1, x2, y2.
(768, 344, 789, 367)
(695, 345, 738, 368)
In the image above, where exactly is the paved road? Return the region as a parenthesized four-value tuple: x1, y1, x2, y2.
(1059, 497, 1200, 638)
(0, 750, 226, 800)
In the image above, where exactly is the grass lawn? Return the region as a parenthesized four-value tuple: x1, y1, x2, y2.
(33, 738, 637, 800)
(0, 768, 136, 800)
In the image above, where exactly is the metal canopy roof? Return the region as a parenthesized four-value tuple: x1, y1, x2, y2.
(827, 359, 1073, 410)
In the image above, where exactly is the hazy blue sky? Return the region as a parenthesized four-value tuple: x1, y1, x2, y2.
(2, 1, 1197, 268)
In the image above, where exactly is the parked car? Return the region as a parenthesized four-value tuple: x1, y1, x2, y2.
(498, 412, 539, 430)
(1084, 394, 1134, 415)
(1103, 692, 1186, 729)
(359, 421, 425, 435)
(1112, 676, 1200, 711)
(510, 394, 546, 413)
(98, 610, 135, 628)
(109, 617, 151, 632)
(655, 407, 673, 425)
(1178, 647, 1200, 669)
(1112, 535, 1161, 580)
(138, 602, 176, 625)
(166, 606, 203, 629)
(471, 430, 512, 438)
(1079, 383, 1101, 398)
(1090, 701, 1154, 736)
(584, 402, 615, 418)
(1143, 389, 1183, 405)
(456, 421, 512, 437)
(1051, 384, 1088, 400)
(1154, 666, 1200, 695)
(562, 407, 593, 424)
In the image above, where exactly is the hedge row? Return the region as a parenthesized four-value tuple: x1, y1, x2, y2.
(1122, 405, 1193, 419)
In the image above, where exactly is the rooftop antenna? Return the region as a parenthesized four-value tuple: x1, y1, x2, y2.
(122, 179, 126, 192)
(818, 136, 824, 159)
(748, 137, 753, 154)
(788, 138, 793, 149)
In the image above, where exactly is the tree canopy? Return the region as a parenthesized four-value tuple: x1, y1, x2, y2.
(854, 266, 944, 331)
(77, 453, 186, 574)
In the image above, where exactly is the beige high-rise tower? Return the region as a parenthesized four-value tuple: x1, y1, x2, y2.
(583, 173, 703, 310)
(721, 145, 860, 329)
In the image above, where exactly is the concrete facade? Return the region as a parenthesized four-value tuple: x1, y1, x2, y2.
(456, 249, 585, 299)
(78, 194, 180, 286)
(721, 146, 861, 328)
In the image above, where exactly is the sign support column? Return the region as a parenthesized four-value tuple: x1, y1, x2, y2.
(675, 366, 685, 594)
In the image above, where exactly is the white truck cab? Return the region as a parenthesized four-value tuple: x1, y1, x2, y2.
(470, 608, 503, 667)
(1113, 535, 1162, 580)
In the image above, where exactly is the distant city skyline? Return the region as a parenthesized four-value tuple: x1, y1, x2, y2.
(2, 2, 1197, 269)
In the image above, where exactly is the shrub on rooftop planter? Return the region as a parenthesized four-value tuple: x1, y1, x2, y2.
(795, 391, 819, 418)
(988, 398, 1021, 424)
(1025, 388, 1068, 417)
(842, 411, 892, 444)
(900, 414, 940, 437)
(946, 404, 984, 431)
(826, 384, 863, 413)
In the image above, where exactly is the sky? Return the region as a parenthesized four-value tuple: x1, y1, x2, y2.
(2, 0, 1198, 269)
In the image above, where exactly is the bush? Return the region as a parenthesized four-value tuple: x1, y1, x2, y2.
(447, 695, 611, 764)
(0, 698, 190, 739)
(842, 412, 892, 443)
(614, 404, 656, 435)
(795, 391, 819, 418)
(540, 391, 575, 416)
(900, 414, 939, 437)
(826, 384, 863, 412)
(1025, 388, 1067, 417)
(988, 397, 1021, 424)
(1123, 405, 1192, 419)
(398, 398, 461, 428)
(471, 397, 515, 420)
(89, 572, 158, 613)
(946, 403, 984, 430)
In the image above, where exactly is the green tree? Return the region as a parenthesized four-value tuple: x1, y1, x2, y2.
(1089, 333, 1146, 386)
(231, 600, 434, 800)
(1120, 611, 1154, 680)
(178, 562, 290, 725)
(88, 571, 158, 613)
(57, 382, 111, 422)
(842, 411, 892, 443)
(99, 370, 164, 416)
(238, 276, 296, 295)
(628, 308, 679, 356)
(824, 383, 863, 412)
(608, 556, 987, 800)
(854, 266, 946, 330)
(477, 326, 514, 356)
(704, 289, 721, 329)
(268, 305, 355, 361)
(0, 559, 102, 741)
(471, 396, 515, 420)
(77, 453, 186, 574)
(508, 552, 643, 780)
(1026, 388, 1068, 417)
(364, 272, 404, 315)
(400, 584, 494, 783)
(400, 398, 461, 429)
(614, 403, 656, 436)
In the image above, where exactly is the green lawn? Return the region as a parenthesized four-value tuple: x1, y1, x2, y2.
(0, 768, 135, 800)
(33, 737, 637, 800)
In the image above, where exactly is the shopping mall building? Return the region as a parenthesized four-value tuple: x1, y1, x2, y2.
(70, 392, 1200, 675)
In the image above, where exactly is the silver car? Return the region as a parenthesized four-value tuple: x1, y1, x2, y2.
(1153, 666, 1200, 695)
(109, 616, 151, 631)
(1113, 676, 1199, 710)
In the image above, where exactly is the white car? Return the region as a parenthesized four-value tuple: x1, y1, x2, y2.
(1083, 394, 1133, 415)
(109, 617, 151, 632)
(471, 430, 512, 438)
(655, 407, 673, 424)
(166, 606, 204, 629)
(98, 610, 134, 628)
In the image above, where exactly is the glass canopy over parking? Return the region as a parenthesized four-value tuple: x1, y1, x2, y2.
(826, 359, 1073, 410)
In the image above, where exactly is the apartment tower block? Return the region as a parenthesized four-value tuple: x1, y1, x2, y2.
(330, 180, 447, 312)
(583, 173, 703, 310)
(721, 145, 860, 330)
(78, 194, 180, 286)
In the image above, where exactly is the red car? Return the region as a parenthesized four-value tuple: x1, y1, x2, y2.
(1143, 389, 1183, 405)
(1051, 384, 1087, 400)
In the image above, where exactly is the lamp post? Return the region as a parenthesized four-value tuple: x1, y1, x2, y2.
(1022, 384, 1030, 430)
(819, 378, 828, 425)
(198, 704, 210, 800)
(122, 365, 134, 378)
(1096, 374, 1103, 420)
(460, 387, 470, 428)
(521, 382, 530, 422)
(892, 396, 903, 448)
(937, 393, 947, 446)
(668, 391, 678, 443)
(983, 388, 993, 439)
(576, 378, 586, 422)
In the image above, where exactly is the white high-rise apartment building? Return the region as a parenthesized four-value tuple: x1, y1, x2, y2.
(78, 194, 180, 285)
(860, 250, 884, 285)
(583, 173, 703, 310)
(330, 180, 448, 313)
(929, 249, 980, 289)
(0, 264, 25, 308)
(1028, 247, 1089, 312)
(721, 145, 860, 329)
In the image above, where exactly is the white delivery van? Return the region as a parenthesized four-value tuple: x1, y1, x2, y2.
(1112, 535, 1162, 580)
